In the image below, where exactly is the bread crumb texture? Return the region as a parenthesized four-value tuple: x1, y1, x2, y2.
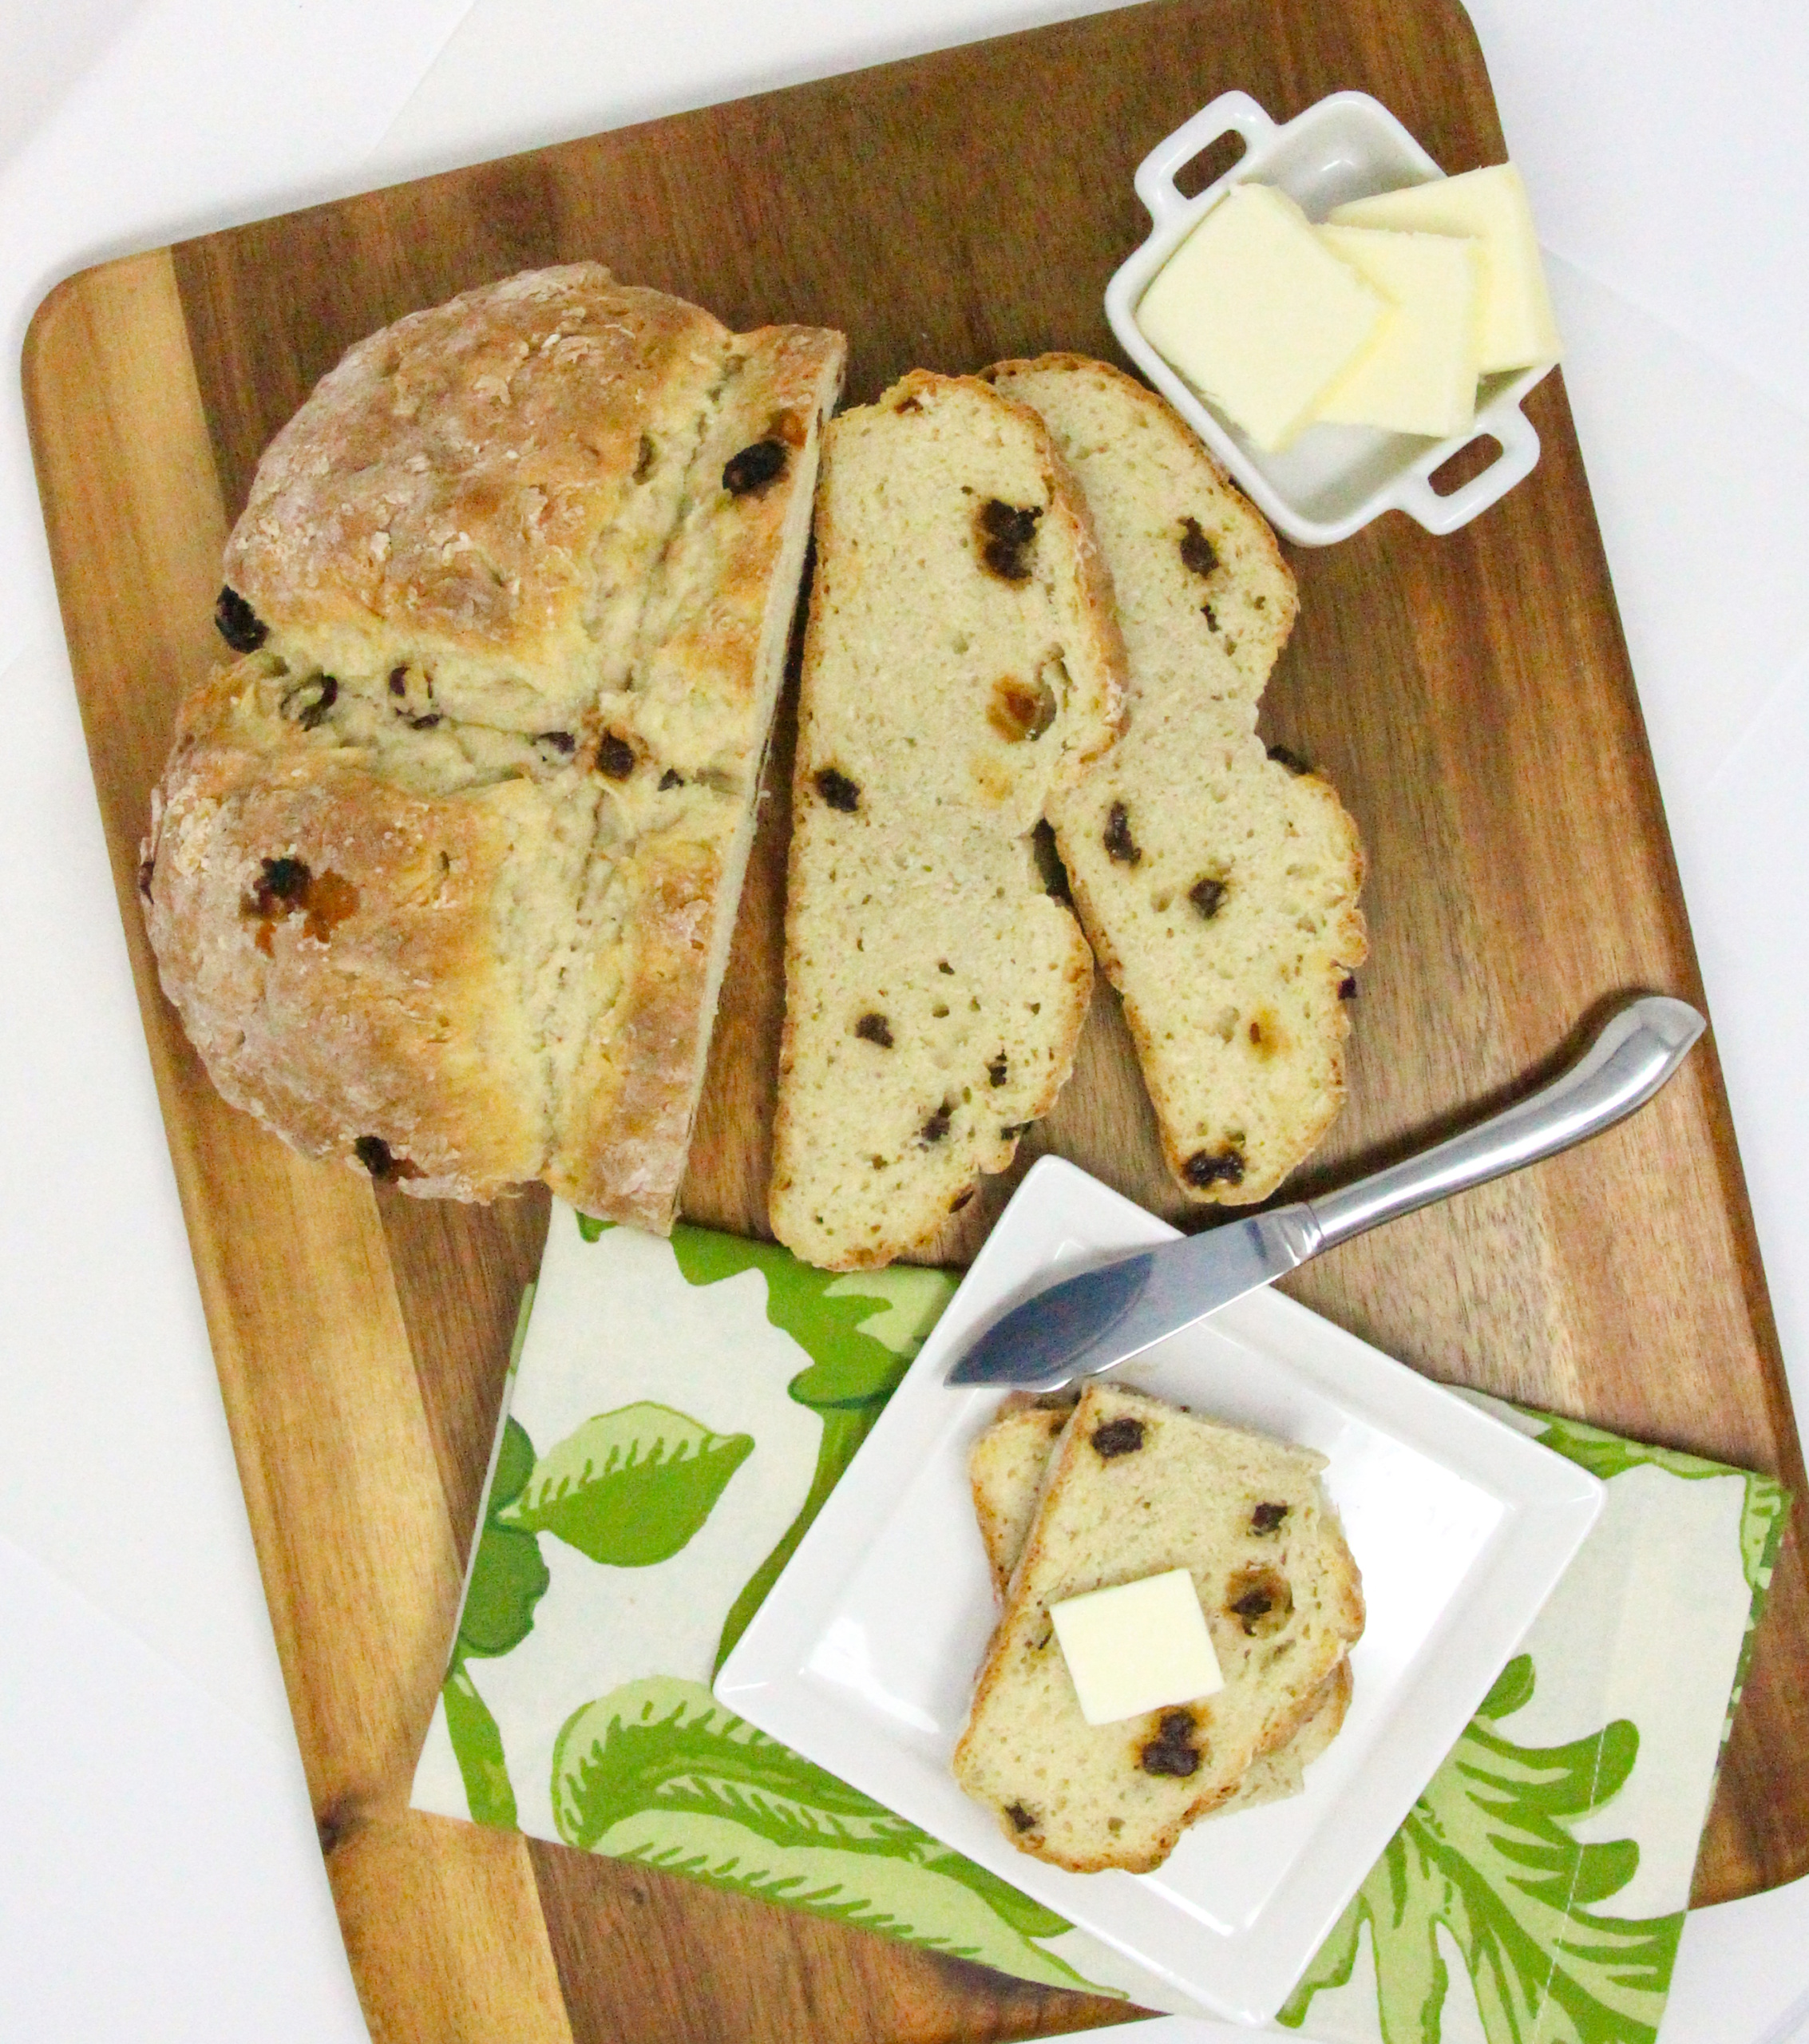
(952, 1383, 1363, 1872)
(768, 372, 1128, 1270)
(141, 265, 845, 1224)
(987, 357, 1367, 1205)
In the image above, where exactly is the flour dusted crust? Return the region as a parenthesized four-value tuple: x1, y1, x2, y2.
(966, 1395, 1351, 1816)
(143, 265, 845, 1222)
(228, 271, 714, 681)
(985, 356, 1367, 1205)
(952, 1384, 1363, 1873)
(767, 372, 1127, 1270)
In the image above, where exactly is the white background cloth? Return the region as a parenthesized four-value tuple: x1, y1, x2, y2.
(0, 0, 1804, 2037)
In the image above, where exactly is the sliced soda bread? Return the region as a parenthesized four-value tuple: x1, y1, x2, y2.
(986, 352, 1295, 707)
(769, 372, 1127, 1270)
(967, 1396, 1350, 1812)
(952, 1382, 1363, 1872)
(984, 356, 1368, 1206)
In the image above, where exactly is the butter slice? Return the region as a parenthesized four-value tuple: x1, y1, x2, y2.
(1136, 184, 1387, 450)
(1050, 1568, 1225, 1727)
(1311, 224, 1483, 437)
(1328, 164, 1561, 375)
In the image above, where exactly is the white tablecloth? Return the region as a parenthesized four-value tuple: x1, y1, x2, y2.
(1, 1, 1803, 2037)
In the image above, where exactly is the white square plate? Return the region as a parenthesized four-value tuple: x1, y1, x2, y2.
(715, 1159, 1603, 2024)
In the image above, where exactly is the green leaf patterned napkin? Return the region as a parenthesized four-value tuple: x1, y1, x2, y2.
(410, 1210, 1788, 2040)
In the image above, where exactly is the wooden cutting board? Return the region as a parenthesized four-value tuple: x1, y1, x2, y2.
(23, 0, 1809, 2036)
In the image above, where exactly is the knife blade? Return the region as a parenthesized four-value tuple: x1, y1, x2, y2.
(946, 993, 1704, 1390)
(945, 1206, 1321, 1391)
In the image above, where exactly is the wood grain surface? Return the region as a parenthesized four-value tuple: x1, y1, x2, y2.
(22, 0, 1807, 2038)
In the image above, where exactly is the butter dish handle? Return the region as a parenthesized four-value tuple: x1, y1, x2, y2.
(1390, 378, 1546, 535)
(1134, 93, 1278, 227)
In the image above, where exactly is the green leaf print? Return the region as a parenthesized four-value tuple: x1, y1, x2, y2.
(552, 1678, 924, 1853)
(497, 1403, 754, 1567)
(664, 1228, 956, 1670)
(1280, 1655, 1680, 2044)
(1734, 1476, 1790, 1598)
(442, 1415, 548, 1826)
(1534, 1412, 1751, 1492)
(459, 1519, 553, 1657)
(667, 1226, 954, 1387)
(905, 1842, 1075, 1942)
(551, 1679, 1092, 1993)
(1534, 1411, 1792, 1602)
(713, 1405, 869, 1675)
(458, 1417, 552, 1657)
(443, 1653, 517, 1827)
(1479, 1652, 1537, 1722)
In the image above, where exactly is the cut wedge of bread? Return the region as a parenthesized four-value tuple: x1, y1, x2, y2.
(952, 1382, 1363, 1872)
(967, 1396, 1350, 1813)
(768, 372, 1127, 1270)
(984, 356, 1367, 1206)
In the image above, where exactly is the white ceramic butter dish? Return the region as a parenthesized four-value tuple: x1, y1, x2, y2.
(1103, 90, 1555, 545)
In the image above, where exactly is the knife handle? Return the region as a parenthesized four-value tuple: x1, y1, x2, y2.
(1304, 995, 1704, 1254)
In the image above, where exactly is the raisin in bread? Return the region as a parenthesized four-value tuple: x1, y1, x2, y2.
(952, 1382, 1363, 1872)
(142, 266, 845, 1226)
(984, 356, 1367, 1206)
(967, 1395, 1350, 1812)
(767, 372, 1127, 1270)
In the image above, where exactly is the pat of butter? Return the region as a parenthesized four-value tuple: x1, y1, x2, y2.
(1135, 184, 1387, 451)
(1328, 164, 1562, 376)
(1050, 1568, 1225, 1727)
(1310, 225, 1483, 438)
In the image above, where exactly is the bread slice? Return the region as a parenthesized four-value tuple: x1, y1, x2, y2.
(967, 1396, 1350, 1812)
(768, 372, 1127, 1270)
(143, 266, 845, 1227)
(984, 356, 1368, 1206)
(952, 1382, 1363, 1872)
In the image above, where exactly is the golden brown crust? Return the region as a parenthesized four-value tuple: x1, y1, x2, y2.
(548, 842, 720, 1230)
(143, 657, 544, 1197)
(551, 325, 844, 1226)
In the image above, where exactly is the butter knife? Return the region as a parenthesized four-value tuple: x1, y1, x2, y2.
(946, 994, 1704, 1389)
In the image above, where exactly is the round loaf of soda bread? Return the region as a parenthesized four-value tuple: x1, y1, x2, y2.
(141, 263, 845, 1224)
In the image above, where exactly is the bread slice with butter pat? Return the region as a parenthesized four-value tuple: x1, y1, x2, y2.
(1328, 164, 1562, 375)
(1134, 183, 1387, 450)
(968, 1394, 1352, 1815)
(952, 1382, 1364, 1872)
